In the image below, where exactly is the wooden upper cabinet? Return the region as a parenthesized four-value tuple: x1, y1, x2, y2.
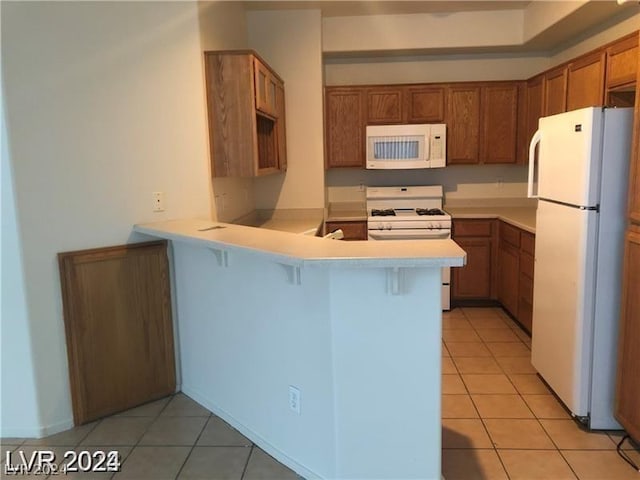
(606, 32, 638, 90)
(544, 66, 568, 116)
(481, 83, 519, 164)
(566, 51, 606, 111)
(204, 51, 286, 177)
(275, 82, 287, 171)
(366, 87, 403, 124)
(526, 74, 545, 143)
(629, 59, 640, 224)
(325, 87, 365, 168)
(405, 86, 446, 123)
(447, 85, 481, 164)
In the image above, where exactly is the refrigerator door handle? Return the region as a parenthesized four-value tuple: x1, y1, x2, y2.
(528, 129, 542, 198)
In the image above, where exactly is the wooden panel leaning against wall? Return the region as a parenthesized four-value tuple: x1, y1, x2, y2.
(59, 241, 175, 425)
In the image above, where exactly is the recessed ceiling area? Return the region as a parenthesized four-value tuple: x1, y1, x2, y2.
(243, 1, 639, 56)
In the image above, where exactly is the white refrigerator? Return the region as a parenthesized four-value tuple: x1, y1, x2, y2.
(528, 107, 633, 430)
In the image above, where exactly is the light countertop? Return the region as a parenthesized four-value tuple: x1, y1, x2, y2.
(325, 202, 368, 222)
(233, 209, 323, 235)
(445, 206, 537, 234)
(134, 218, 466, 268)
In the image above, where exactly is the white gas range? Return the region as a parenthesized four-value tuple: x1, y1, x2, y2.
(366, 185, 452, 310)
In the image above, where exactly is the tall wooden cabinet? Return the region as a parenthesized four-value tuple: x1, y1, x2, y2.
(566, 51, 606, 111)
(446, 86, 481, 165)
(615, 41, 640, 443)
(481, 83, 519, 164)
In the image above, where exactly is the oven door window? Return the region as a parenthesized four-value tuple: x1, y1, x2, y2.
(368, 230, 450, 240)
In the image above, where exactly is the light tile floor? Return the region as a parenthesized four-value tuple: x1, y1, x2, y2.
(441, 307, 640, 480)
(2, 307, 639, 479)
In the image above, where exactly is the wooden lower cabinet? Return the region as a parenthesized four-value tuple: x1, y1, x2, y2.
(616, 226, 640, 441)
(452, 219, 496, 300)
(324, 220, 368, 240)
(498, 240, 519, 316)
(58, 241, 176, 425)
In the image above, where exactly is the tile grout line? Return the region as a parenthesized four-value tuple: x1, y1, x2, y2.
(172, 409, 212, 480)
(240, 444, 255, 480)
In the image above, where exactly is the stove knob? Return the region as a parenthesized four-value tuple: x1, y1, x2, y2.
(377, 224, 384, 231)
(386, 223, 392, 230)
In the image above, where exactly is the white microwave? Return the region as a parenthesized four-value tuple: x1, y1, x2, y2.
(366, 124, 446, 169)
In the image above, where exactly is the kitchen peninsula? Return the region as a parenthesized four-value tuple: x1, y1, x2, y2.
(134, 219, 465, 480)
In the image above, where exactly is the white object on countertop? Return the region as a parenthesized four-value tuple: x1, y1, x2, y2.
(323, 229, 344, 240)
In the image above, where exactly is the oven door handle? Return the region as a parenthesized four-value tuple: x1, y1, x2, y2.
(368, 230, 451, 240)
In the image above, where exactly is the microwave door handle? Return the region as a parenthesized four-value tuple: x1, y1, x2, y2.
(528, 130, 541, 199)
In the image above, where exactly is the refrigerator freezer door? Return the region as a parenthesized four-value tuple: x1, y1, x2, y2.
(537, 108, 603, 207)
(531, 200, 598, 418)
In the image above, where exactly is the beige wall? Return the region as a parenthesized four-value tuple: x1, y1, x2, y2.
(247, 10, 325, 210)
(550, 11, 640, 65)
(1, 0, 247, 435)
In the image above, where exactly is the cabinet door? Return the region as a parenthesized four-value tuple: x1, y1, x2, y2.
(481, 84, 519, 164)
(254, 58, 277, 116)
(628, 58, 640, 224)
(324, 221, 368, 240)
(58, 242, 176, 424)
(518, 272, 533, 333)
(615, 225, 640, 441)
(405, 86, 446, 123)
(447, 86, 481, 164)
(567, 51, 605, 111)
(275, 82, 287, 171)
(366, 87, 403, 124)
(325, 88, 365, 168)
(526, 74, 545, 145)
(452, 237, 493, 299)
(544, 66, 568, 116)
(498, 241, 520, 317)
(606, 32, 638, 90)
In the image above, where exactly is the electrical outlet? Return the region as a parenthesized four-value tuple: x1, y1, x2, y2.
(153, 192, 165, 212)
(288, 386, 301, 415)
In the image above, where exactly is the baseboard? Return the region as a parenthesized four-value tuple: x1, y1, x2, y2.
(1, 417, 74, 439)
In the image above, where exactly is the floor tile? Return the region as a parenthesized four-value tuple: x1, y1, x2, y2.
(442, 341, 451, 357)
(461, 374, 517, 394)
(446, 342, 492, 358)
(471, 394, 534, 418)
(242, 448, 301, 480)
(485, 342, 530, 357)
(607, 431, 640, 450)
(112, 446, 190, 479)
(160, 393, 211, 417)
(540, 419, 617, 450)
(196, 416, 252, 447)
(442, 419, 493, 449)
(441, 449, 508, 480)
(462, 308, 504, 319)
(512, 327, 532, 342)
(468, 317, 510, 330)
(507, 374, 550, 394)
(442, 329, 481, 342)
(442, 374, 468, 394)
(522, 395, 570, 419)
(1, 438, 26, 446)
(177, 446, 251, 479)
(81, 417, 154, 446)
(453, 357, 502, 374)
(23, 422, 97, 447)
(139, 416, 207, 446)
(60, 446, 132, 479)
(443, 308, 467, 320)
(442, 356, 458, 374)
(498, 450, 577, 479)
(475, 328, 520, 343)
(442, 317, 474, 330)
(442, 395, 478, 419)
(561, 450, 640, 480)
(483, 419, 555, 449)
(495, 356, 537, 374)
(115, 397, 171, 417)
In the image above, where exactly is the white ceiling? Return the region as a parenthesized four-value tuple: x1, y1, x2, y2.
(243, 1, 639, 54)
